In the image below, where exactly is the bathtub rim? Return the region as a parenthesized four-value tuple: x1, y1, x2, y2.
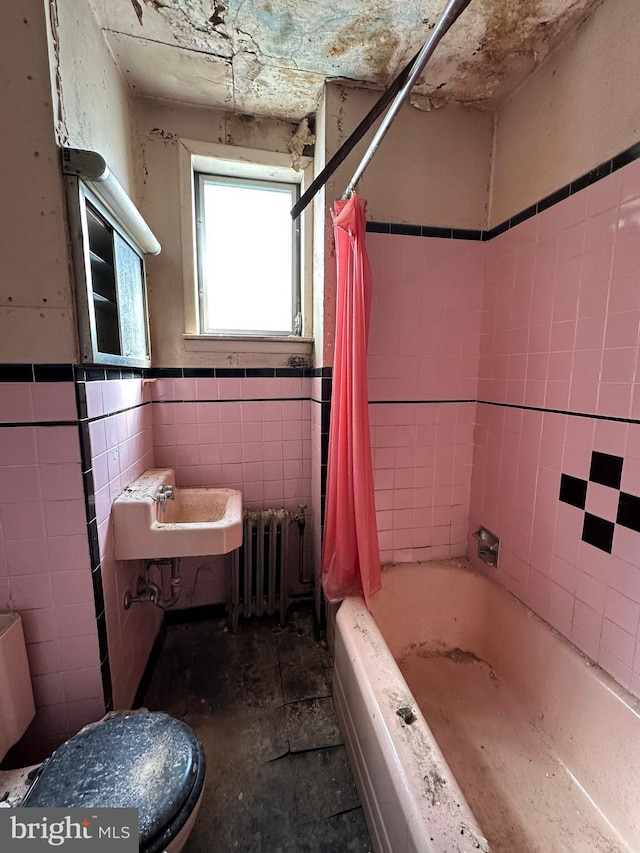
(334, 592, 492, 853)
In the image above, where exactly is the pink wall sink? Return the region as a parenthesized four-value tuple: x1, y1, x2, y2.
(112, 468, 242, 560)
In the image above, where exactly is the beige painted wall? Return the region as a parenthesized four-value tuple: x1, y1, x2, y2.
(0, 1, 76, 363)
(54, 0, 135, 196)
(0, 0, 137, 364)
(491, 0, 640, 226)
(134, 98, 303, 367)
(324, 84, 493, 231)
(319, 83, 493, 366)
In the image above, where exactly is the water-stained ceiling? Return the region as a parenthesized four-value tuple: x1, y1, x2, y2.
(89, 0, 602, 120)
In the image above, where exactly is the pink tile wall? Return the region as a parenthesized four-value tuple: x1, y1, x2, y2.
(0, 412, 104, 762)
(367, 232, 483, 563)
(151, 376, 313, 605)
(471, 158, 640, 698)
(370, 402, 474, 563)
(89, 378, 160, 710)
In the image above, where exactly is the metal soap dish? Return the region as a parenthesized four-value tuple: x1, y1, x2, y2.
(473, 526, 500, 566)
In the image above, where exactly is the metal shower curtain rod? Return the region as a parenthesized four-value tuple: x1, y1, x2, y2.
(342, 0, 473, 199)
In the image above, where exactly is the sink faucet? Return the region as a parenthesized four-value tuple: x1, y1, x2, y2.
(156, 484, 175, 512)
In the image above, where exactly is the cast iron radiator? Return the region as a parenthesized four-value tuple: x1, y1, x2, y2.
(231, 508, 290, 632)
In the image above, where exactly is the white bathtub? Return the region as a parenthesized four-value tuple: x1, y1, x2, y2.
(333, 559, 640, 853)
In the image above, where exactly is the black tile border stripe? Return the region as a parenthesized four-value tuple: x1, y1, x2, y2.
(0, 364, 320, 382)
(478, 399, 640, 425)
(74, 378, 113, 713)
(3, 395, 640, 430)
(369, 398, 477, 405)
(366, 138, 640, 242)
(0, 419, 78, 429)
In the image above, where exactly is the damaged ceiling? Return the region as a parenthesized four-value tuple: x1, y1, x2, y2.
(89, 0, 602, 120)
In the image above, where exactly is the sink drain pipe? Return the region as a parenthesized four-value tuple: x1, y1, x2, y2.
(124, 558, 182, 610)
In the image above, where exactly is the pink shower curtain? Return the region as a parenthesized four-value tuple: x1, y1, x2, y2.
(321, 192, 381, 605)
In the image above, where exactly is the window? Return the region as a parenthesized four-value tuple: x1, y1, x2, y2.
(178, 139, 313, 360)
(195, 174, 300, 336)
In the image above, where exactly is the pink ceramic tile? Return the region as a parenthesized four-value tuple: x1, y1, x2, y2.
(55, 602, 98, 639)
(612, 235, 640, 279)
(31, 672, 66, 707)
(27, 640, 61, 677)
(0, 501, 46, 540)
(574, 315, 605, 351)
(0, 427, 38, 465)
(57, 634, 100, 674)
(20, 608, 58, 644)
(585, 481, 620, 521)
(572, 599, 602, 642)
(575, 570, 607, 613)
(608, 273, 640, 314)
(0, 465, 42, 503)
(607, 556, 640, 603)
(597, 383, 632, 418)
(36, 426, 81, 464)
(600, 347, 637, 383)
(600, 618, 636, 667)
(0, 383, 34, 422)
(550, 555, 578, 593)
(604, 588, 640, 635)
(40, 463, 84, 502)
(9, 573, 54, 610)
(194, 378, 219, 400)
(84, 382, 104, 418)
(31, 383, 76, 422)
(62, 667, 103, 704)
(5, 538, 50, 575)
(47, 534, 91, 573)
(594, 418, 629, 454)
(571, 350, 602, 382)
(44, 499, 87, 538)
(51, 570, 94, 607)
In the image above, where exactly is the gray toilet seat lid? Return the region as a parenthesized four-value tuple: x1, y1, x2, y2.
(21, 712, 203, 846)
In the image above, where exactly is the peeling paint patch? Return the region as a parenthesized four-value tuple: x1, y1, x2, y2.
(130, 0, 144, 25)
(327, 16, 400, 82)
(93, 0, 602, 120)
(47, 0, 70, 145)
(287, 117, 315, 170)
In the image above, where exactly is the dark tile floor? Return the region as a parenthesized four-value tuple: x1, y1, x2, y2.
(143, 608, 372, 852)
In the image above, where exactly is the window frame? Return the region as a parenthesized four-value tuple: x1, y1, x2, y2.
(194, 172, 301, 337)
(178, 139, 313, 358)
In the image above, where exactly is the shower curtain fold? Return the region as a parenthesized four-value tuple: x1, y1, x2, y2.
(321, 192, 381, 605)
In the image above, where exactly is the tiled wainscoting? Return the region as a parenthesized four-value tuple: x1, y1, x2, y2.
(366, 234, 483, 564)
(0, 368, 319, 759)
(469, 157, 640, 695)
(0, 375, 105, 761)
(366, 148, 640, 699)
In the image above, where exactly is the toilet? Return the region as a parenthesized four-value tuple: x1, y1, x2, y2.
(0, 612, 205, 853)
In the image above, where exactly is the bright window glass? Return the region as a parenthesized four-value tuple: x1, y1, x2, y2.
(196, 174, 299, 335)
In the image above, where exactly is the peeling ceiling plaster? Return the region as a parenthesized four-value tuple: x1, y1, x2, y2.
(89, 0, 602, 120)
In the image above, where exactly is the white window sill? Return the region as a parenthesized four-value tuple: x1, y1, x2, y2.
(183, 334, 314, 355)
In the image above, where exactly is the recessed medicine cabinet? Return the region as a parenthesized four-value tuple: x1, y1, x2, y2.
(62, 147, 161, 368)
